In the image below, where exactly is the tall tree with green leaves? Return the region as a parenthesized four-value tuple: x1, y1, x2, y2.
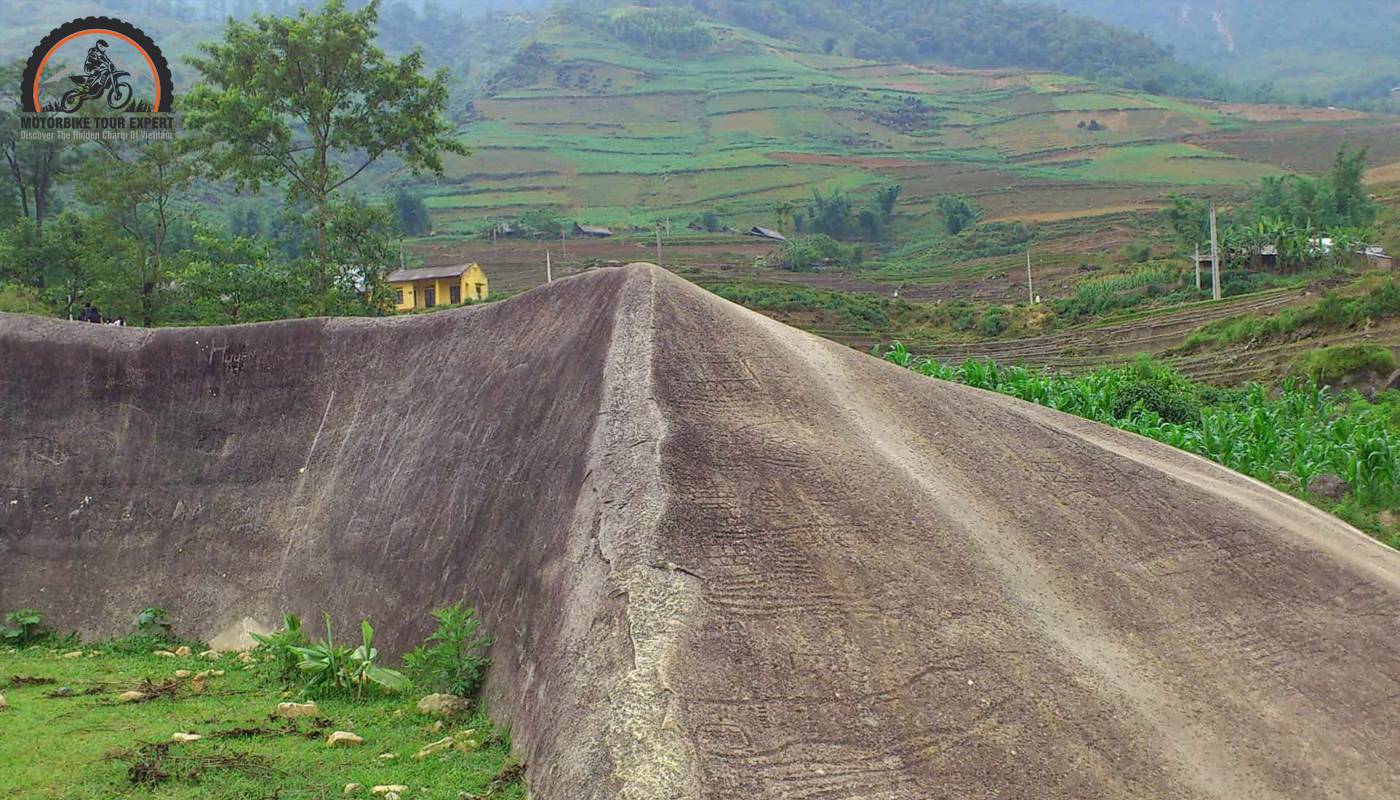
(0, 61, 84, 230)
(183, 0, 466, 315)
(76, 141, 197, 326)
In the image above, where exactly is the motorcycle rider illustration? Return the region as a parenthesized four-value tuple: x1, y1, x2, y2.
(82, 39, 116, 88)
(60, 38, 134, 111)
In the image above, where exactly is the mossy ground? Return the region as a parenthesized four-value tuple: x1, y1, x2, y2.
(0, 644, 525, 800)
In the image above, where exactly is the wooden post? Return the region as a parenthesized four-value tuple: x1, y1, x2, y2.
(1195, 242, 1202, 291)
(1026, 249, 1034, 304)
(546, 249, 552, 283)
(656, 225, 663, 266)
(1209, 201, 1221, 301)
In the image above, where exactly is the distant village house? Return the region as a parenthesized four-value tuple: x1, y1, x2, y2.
(387, 263, 489, 312)
(748, 226, 787, 242)
(573, 223, 613, 238)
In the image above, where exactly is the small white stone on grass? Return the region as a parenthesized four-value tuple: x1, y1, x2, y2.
(174, 669, 192, 678)
(275, 701, 319, 718)
(378, 752, 397, 761)
(0, 692, 8, 710)
(118, 691, 147, 703)
(414, 736, 454, 760)
(199, 650, 219, 660)
(174, 646, 192, 657)
(171, 732, 202, 743)
(344, 783, 364, 796)
(327, 731, 364, 747)
(371, 786, 407, 796)
(416, 693, 470, 718)
(62, 651, 82, 659)
(154, 650, 176, 658)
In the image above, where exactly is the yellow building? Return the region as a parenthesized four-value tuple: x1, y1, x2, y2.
(386, 263, 489, 312)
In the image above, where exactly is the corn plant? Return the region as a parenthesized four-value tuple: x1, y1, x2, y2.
(883, 343, 1400, 544)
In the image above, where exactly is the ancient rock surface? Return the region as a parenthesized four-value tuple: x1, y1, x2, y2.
(2, 264, 1398, 799)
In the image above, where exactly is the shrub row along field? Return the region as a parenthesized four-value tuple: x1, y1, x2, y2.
(1180, 279, 1400, 353)
(0, 606, 520, 800)
(883, 346, 1400, 546)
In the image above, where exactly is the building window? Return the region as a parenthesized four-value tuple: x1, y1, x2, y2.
(394, 288, 404, 306)
(450, 285, 461, 304)
(424, 286, 436, 307)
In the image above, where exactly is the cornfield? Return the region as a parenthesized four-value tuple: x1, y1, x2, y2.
(883, 343, 1400, 546)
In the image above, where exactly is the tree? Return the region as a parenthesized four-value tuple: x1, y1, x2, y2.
(936, 194, 980, 235)
(184, 0, 466, 315)
(393, 188, 431, 236)
(875, 184, 901, 220)
(173, 228, 292, 325)
(0, 61, 85, 230)
(76, 141, 197, 326)
(774, 199, 797, 233)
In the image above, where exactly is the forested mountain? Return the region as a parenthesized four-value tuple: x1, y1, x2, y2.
(628, 0, 1235, 99)
(1045, 0, 1400, 107)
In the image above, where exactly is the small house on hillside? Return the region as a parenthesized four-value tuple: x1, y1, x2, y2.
(748, 226, 787, 242)
(387, 263, 489, 312)
(573, 223, 613, 238)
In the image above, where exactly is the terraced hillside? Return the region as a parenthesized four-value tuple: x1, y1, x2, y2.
(432, 14, 1400, 241)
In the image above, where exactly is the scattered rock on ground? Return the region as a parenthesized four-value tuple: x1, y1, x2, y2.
(275, 701, 318, 718)
(384, 794, 400, 800)
(327, 731, 364, 747)
(174, 670, 192, 679)
(174, 646, 192, 657)
(0, 692, 7, 711)
(154, 650, 176, 658)
(62, 651, 82, 659)
(170, 732, 202, 743)
(414, 736, 454, 760)
(1385, 368, 1400, 392)
(416, 693, 470, 718)
(371, 786, 407, 796)
(1308, 474, 1351, 501)
(199, 650, 219, 660)
(378, 752, 397, 760)
(118, 690, 147, 703)
(344, 784, 364, 796)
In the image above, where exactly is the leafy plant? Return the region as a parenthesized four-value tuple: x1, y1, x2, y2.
(403, 603, 493, 697)
(250, 612, 308, 685)
(2, 608, 48, 646)
(134, 607, 172, 638)
(289, 614, 407, 698)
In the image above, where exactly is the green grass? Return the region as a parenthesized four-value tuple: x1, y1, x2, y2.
(0, 644, 524, 800)
(884, 348, 1400, 547)
(1295, 344, 1397, 383)
(1181, 280, 1400, 352)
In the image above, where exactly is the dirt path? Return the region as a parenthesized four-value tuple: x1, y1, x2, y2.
(2, 264, 1398, 798)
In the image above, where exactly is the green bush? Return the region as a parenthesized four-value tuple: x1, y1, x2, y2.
(275, 613, 407, 699)
(2, 608, 49, 646)
(251, 612, 309, 685)
(403, 603, 493, 697)
(135, 607, 173, 638)
(977, 306, 1010, 337)
(1295, 345, 1397, 383)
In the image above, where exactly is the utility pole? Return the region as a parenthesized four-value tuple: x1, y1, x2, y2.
(561, 225, 567, 260)
(546, 249, 553, 283)
(1209, 201, 1221, 301)
(1026, 248, 1034, 304)
(655, 225, 663, 266)
(1195, 242, 1201, 290)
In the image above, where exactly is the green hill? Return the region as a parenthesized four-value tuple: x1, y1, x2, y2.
(1046, 0, 1400, 107)
(430, 9, 1398, 241)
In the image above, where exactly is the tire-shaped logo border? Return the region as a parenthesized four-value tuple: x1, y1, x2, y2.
(20, 16, 173, 112)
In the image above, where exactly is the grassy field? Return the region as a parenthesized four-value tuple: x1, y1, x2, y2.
(0, 642, 523, 800)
